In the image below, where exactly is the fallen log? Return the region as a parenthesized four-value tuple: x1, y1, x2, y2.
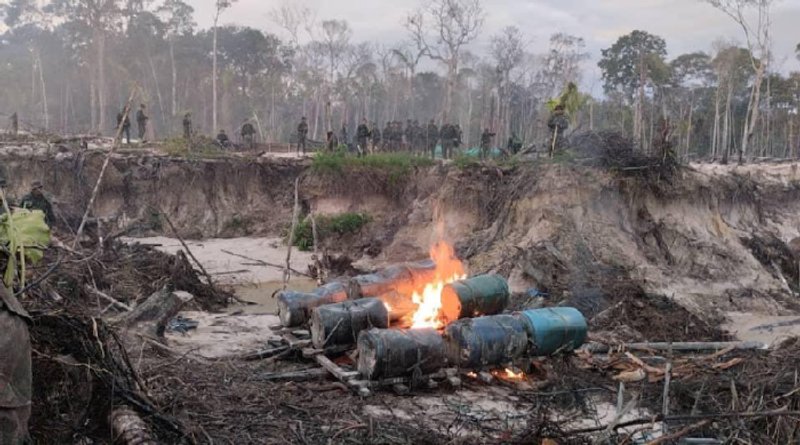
(114, 288, 194, 337)
(583, 341, 768, 354)
(357, 328, 445, 380)
(310, 298, 389, 349)
(443, 314, 529, 369)
(110, 406, 157, 445)
(440, 274, 510, 325)
(256, 368, 330, 382)
(277, 281, 348, 327)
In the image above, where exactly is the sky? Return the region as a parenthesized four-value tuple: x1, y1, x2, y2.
(187, 0, 800, 95)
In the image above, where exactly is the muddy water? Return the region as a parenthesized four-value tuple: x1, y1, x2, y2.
(232, 278, 319, 314)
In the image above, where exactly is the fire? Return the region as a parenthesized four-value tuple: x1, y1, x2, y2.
(493, 368, 526, 381)
(409, 241, 466, 329)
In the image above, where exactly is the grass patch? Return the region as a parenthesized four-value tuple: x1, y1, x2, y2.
(292, 212, 371, 251)
(453, 154, 480, 169)
(312, 151, 434, 180)
(162, 137, 229, 159)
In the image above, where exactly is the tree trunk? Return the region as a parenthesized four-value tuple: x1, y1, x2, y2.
(35, 50, 49, 131)
(170, 38, 177, 125)
(147, 52, 166, 139)
(712, 87, 721, 159)
(741, 62, 766, 163)
(212, 21, 219, 133)
(97, 32, 107, 134)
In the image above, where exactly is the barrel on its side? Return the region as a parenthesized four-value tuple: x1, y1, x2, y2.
(357, 328, 445, 380)
(443, 315, 529, 369)
(375, 290, 419, 323)
(347, 260, 436, 300)
(310, 298, 390, 349)
(440, 274, 510, 325)
(277, 281, 348, 327)
(518, 308, 587, 356)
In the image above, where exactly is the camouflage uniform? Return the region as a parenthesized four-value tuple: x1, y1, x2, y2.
(480, 129, 495, 160)
(297, 118, 309, 154)
(135, 105, 149, 141)
(20, 183, 54, 226)
(547, 107, 569, 152)
(0, 286, 32, 445)
(370, 123, 381, 153)
(116, 111, 131, 144)
(356, 121, 371, 154)
(182, 113, 193, 140)
(426, 121, 439, 159)
(241, 121, 256, 150)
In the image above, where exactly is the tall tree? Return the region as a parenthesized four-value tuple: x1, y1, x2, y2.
(704, 0, 774, 163)
(489, 26, 525, 143)
(599, 30, 669, 144)
(212, 0, 236, 133)
(406, 0, 484, 122)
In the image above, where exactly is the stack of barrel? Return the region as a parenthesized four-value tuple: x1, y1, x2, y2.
(276, 262, 588, 382)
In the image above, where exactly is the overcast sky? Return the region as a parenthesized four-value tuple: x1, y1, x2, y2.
(187, 0, 800, 95)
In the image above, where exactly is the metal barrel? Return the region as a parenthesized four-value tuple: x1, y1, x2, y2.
(440, 274, 510, 324)
(346, 260, 436, 300)
(310, 298, 390, 349)
(277, 281, 348, 327)
(517, 308, 588, 356)
(374, 290, 418, 323)
(357, 328, 445, 380)
(443, 314, 529, 369)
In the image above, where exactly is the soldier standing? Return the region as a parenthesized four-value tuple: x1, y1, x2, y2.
(382, 122, 392, 152)
(340, 123, 349, 146)
(136, 104, 149, 142)
(216, 129, 230, 149)
(440, 123, 453, 160)
(426, 120, 439, 159)
(241, 119, 257, 150)
(480, 128, 496, 160)
(356, 119, 371, 156)
(370, 122, 381, 153)
(297, 117, 309, 155)
(326, 131, 339, 152)
(116, 109, 131, 144)
(182, 113, 193, 140)
(547, 104, 569, 157)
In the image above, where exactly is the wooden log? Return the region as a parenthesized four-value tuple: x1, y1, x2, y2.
(310, 298, 389, 349)
(583, 341, 768, 354)
(256, 368, 330, 382)
(357, 328, 445, 380)
(114, 288, 194, 337)
(110, 406, 157, 445)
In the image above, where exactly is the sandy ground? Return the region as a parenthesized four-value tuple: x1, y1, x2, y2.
(724, 312, 800, 345)
(125, 236, 317, 358)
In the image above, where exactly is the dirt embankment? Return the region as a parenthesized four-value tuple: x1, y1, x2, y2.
(6, 151, 800, 340)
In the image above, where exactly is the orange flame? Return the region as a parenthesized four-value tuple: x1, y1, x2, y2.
(493, 368, 526, 381)
(409, 241, 466, 329)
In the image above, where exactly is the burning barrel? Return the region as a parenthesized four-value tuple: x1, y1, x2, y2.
(357, 328, 446, 380)
(443, 314, 530, 369)
(310, 298, 389, 349)
(347, 260, 437, 301)
(518, 308, 587, 355)
(440, 274, 510, 325)
(277, 281, 348, 327)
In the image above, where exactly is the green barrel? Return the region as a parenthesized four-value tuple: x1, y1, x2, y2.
(518, 308, 588, 356)
(277, 281, 348, 327)
(357, 328, 445, 380)
(443, 315, 529, 369)
(441, 274, 510, 324)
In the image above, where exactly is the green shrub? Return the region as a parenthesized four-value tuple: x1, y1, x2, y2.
(312, 152, 433, 179)
(291, 212, 371, 251)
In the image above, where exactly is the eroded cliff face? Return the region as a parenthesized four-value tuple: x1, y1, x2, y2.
(6, 149, 800, 338)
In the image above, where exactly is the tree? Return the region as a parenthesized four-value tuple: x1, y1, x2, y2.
(489, 26, 525, 143)
(668, 52, 715, 156)
(599, 30, 669, 144)
(212, 0, 237, 133)
(156, 0, 195, 122)
(703, 0, 774, 163)
(406, 0, 484, 122)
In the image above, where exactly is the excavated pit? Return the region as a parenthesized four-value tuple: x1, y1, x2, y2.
(7, 146, 800, 443)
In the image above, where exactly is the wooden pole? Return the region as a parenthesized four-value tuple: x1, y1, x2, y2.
(73, 86, 137, 249)
(284, 177, 301, 290)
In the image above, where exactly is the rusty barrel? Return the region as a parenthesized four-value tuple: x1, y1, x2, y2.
(517, 308, 587, 356)
(346, 260, 436, 300)
(443, 314, 529, 369)
(277, 281, 348, 327)
(440, 274, 509, 325)
(357, 328, 445, 380)
(310, 298, 390, 349)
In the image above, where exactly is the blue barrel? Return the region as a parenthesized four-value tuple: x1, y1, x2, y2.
(517, 308, 587, 356)
(443, 315, 529, 369)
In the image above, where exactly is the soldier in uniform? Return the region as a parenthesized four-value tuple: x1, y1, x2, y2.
(370, 122, 381, 153)
(440, 123, 453, 160)
(0, 285, 31, 445)
(9, 112, 18, 138)
(547, 104, 569, 155)
(339, 123, 349, 147)
(135, 104, 149, 142)
(356, 119, 371, 156)
(326, 130, 339, 152)
(426, 120, 439, 159)
(413, 120, 424, 155)
(182, 113, 193, 140)
(480, 128, 496, 160)
(20, 180, 54, 226)
(403, 120, 413, 153)
(116, 109, 131, 144)
(241, 119, 257, 150)
(297, 117, 309, 155)
(216, 129, 230, 149)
